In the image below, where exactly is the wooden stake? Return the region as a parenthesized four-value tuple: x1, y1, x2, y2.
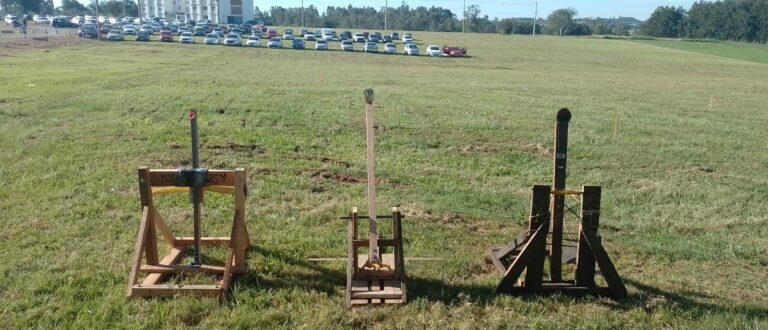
(709, 96, 715, 111)
(364, 88, 380, 264)
(611, 115, 620, 141)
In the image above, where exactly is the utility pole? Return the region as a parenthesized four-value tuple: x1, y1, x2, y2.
(301, 0, 304, 28)
(122, 0, 126, 19)
(532, 0, 538, 36)
(384, 0, 387, 30)
(95, 0, 100, 38)
(462, 0, 465, 33)
(138, 0, 142, 25)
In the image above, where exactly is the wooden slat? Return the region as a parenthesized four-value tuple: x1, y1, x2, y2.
(148, 169, 235, 187)
(495, 222, 547, 294)
(138, 168, 159, 265)
(346, 209, 357, 309)
(353, 239, 396, 248)
(575, 185, 600, 287)
(175, 237, 231, 245)
(371, 279, 383, 304)
(151, 185, 235, 196)
(130, 285, 222, 297)
(151, 208, 176, 247)
(139, 264, 247, 274)
(525, 185, 551, 289)
(126, 206, 151, 297)
(351, 290, 403, 299)
(142, 248, 184, 285)
(581, 222, 628, 299)
(220, 248, 235, 302)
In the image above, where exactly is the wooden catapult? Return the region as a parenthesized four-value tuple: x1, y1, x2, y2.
(488, 108, 627, 299)
(126, 111, 250, 301)
(343, 89, 407, 308)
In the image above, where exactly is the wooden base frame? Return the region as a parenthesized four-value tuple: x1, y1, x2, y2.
(492, 185, 627, 299)
(126, 167, 250, 301)
(344, 207, 406, 308)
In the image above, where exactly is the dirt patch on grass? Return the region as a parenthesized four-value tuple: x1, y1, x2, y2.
(403, 207, 488, 233)
(452, 144, 500, 154)
(294, 154, 353, 168)
(205, 143, 265, 154)
(523, 143, 551, 157)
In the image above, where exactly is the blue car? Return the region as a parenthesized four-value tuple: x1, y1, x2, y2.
(291, 38, 304, 49)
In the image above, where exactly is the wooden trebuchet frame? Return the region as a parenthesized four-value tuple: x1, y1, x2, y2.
(344, 207, 407, 308)
(126, 167, 250, 301)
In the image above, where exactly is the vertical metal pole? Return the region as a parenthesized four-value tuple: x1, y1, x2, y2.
(384, 0, 387, 30)
(189, 111, 202, 267)
(363, 89, 380, 264)
(550, 108, 571, 282)
(301, 0, 304, 28)
(532, 1, 538, 36)
(462, 0, 466, 33)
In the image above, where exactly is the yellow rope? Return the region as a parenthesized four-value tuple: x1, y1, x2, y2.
(551, 190, 582, 196)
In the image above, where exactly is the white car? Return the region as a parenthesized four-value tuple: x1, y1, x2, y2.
(282, 31, 293, 40)
(224, 33, 241, 46)
(363, 42, 378, 53)
(203, 33, 219, 45)
(315, 39, 328, 50)
(340, 39, 353, 51)
(425, 44, 442, 56)
(179, 32, 194, 43)
(402, 32, 412, 42)
(304, 32, 316, 41)
(123, 24, 136, 35)
(211, 27, 224, 37)
(246, 35, 261, 47)
(353, 32, 365, 43)
(384, 43, 396, 54)
(402, 36, 413, 44)
(267, 37, 281, 48)
(404, 43, 419, 56)
(107, 29, 124, 41)
(33, 15, 50, 24)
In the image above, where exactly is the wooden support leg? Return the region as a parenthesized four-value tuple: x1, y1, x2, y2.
(495, 222, 547, 294)
(524, 185, 552, 289)
(581, 223, 628, 299)
(346, 208, 358, 309)
(126, 206, 151, 297)
(575, 185, 600, 287)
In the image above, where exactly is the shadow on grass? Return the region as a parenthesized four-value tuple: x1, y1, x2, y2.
(232, 245, 345, 297)
(406, 276, 495, 305)
(616, 278, 768, 321)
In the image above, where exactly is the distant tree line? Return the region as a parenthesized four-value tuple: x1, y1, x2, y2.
(642, 0, 768, 42)
(261, 4, 636, 37)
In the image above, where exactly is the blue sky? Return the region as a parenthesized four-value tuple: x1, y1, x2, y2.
(250, 0, 699, 20)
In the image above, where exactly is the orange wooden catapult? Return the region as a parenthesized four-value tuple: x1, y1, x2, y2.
(126, 112, 250, 301)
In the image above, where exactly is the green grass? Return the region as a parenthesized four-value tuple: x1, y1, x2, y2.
(1, 32, 767, 328)
(630, 38, 768, 64)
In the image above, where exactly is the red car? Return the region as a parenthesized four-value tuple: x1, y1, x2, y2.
(160, 31, 173, 42)
(442, 45, 467, 57)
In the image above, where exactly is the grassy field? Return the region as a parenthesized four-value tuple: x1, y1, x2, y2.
(1, 32, 767, 328)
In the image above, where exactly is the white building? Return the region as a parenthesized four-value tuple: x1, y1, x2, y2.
(141, 0, 252, 24)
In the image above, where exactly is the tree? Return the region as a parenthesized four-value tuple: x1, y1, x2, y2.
(546, 8, 576, 35)
(641, 6, 686, 38)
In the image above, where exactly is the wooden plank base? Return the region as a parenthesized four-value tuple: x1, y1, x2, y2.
(349, 279, 406, 306)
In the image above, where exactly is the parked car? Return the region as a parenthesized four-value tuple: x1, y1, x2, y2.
(291, 38, 304, 49)
(230, 28, 243, 37)
(122, 24, 136, 35)
(402, 36, 413, 44)
(372, 32, 383, 42)
(368, 34, 379, 43)
(340, 39, 354, 51)
(203, 33, 219, 44)
(251, 29, 262, 37)
(382, 34, 392, 43)
(267, 37, 282, 48)
(140, 25, 154, 35)
(78, 26, 98, 38)
(266, 28, 277, 38)
(193, 26, 206, 36)
(390, 32, 399, 40)
(160, 31, 173, 42)
(315, 39, 328, 50)
(402, 32, 412, 41)
(51, 17, 78, 28)
(426, 44, 442, 56)
(404, 43, 419, 56)
(282, 30, 294, 40)
(340, 30, 352, 40)
(33, 15, 50, 24)
(136, 30, 151, 41)
(179, 32, 194, 43)
(304, 32, 316, 41)
(363, 42, 378, 53)
(384, 43, 396, 54)
(298, 29, 307, 37)
(224, 33, 241, 46)
(107, 29, 124, 41)
(353, 33, 365, 43)
(246, 35, 261, 47)
(99, 24, 112, 35)
(442, 45, 468, 57)
(211, 27, 224, 37)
